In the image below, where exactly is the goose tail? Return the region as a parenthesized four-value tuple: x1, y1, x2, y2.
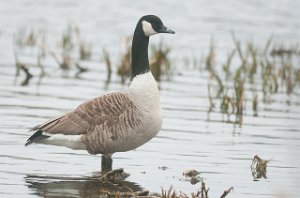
(25, 129, 86, 150)
(25, 129, 50, 146)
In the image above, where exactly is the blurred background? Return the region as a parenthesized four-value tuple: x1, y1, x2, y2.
(0, 0, 299, 197)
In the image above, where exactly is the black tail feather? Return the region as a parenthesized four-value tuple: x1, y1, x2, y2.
(25, 129, 50, 146)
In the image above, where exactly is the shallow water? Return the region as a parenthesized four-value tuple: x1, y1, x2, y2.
(0, 0, 300, 197)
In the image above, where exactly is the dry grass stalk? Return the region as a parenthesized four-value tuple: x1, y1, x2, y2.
(20, 64, 33, 86)
(222, 50, 235, 80)
(74, 25, 92, 60)
(103, 48, 112, 83)
(50, 51, 71, 70)
(61, 23, 74, 51)
(252, 94, 258, 116)
(160, 181, 232, 198)
(205, 33, 300, 125)
(220, 187, 234, 198)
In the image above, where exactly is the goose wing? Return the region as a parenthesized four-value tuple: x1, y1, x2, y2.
(29, 92, 133, 135)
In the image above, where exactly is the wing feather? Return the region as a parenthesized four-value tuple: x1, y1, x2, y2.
(31, 92, 132, 135)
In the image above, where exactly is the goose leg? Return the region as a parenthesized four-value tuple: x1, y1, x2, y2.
(101, 154, 113, 171)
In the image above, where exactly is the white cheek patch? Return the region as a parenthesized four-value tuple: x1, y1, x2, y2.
(142, 21, 157, 36)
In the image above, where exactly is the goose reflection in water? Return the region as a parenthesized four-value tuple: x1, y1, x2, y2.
(25, 171, 147, 198)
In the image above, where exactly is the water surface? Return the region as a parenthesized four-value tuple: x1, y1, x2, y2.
(0, 0, 300, 197)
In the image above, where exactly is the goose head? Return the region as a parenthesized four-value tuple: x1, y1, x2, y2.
(131, 15, 175, 79)
(140, 15, 175, 37)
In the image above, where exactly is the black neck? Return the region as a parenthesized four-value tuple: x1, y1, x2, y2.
(131, 22, 150, 80)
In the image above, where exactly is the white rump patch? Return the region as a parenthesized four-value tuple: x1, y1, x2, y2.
(142, 21, 157, 36)
(43, 134, 86, 150)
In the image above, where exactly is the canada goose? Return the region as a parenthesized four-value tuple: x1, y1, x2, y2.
(25, 15, 175, 171)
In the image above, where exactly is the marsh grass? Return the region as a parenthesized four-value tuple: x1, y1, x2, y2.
(14, 26, 37, 49)
(160, 181, 233, 198)
(12, 23, 96, 85)
(13, 48, 33, 86)
(13, 24, 173, 87)
(74, 25, 92, 60)
(205, 33, 300, 125)
(102, 47, 112, 84)
(12, 25, 299, 120)
(81, 169, 233, 198)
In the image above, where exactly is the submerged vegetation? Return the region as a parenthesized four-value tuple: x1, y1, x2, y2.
(13, 24, 92, 84)
(12, 25, 300, 126)
(160, 182, 233, 198)
(205, 32, 300, 126)
(79, 167, 233, 198)
(12, 23, 300, 131)
(13, 24, 173, 86)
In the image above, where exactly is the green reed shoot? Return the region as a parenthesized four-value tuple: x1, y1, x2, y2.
(204, 33, 300, 125)
(102, 48, 112, 84)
